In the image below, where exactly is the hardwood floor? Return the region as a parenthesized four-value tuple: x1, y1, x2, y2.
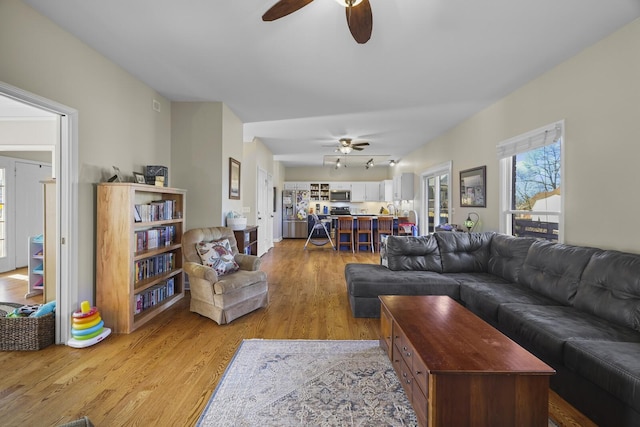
(0, 240, 595, 426)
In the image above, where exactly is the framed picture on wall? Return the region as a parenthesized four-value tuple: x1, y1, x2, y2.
(229, 158, 241, 200)
(460, 165, 486, 207)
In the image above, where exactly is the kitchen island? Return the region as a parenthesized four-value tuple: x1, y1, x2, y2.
(308, 214, 414, 250)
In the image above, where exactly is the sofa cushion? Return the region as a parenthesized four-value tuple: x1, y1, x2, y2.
(196, 239, 240, 276)
(565, 340, 640, 414)
(459, 279, 558, 324)
(498, 304, 640, 362)
(434, 231, 495, 273)
(519, 241, 599, 305)
(344, 263, 459, 299)
(575, 250, 640, 332)
(382, 235, 442, 272)
(487, 234, 537, 283)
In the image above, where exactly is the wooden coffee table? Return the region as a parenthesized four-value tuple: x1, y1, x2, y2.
(379, 295, 555, 427)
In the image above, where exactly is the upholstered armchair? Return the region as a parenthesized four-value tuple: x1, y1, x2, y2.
(183, 227, 268, 325)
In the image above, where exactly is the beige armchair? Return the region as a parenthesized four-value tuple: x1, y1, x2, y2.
(183, 227, 268, 325)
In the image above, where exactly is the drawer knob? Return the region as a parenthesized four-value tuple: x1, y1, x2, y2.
(406, 352, 412, 357)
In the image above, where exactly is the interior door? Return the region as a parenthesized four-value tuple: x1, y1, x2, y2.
(256, 168, 269, 256)
(0, 157, 13, 272)
(15, 161, 52, 267)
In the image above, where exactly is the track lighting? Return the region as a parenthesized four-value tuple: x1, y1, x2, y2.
(365, 158, 374, 169)
(389, 160, 396, 167)
(335, 158, 341, 169)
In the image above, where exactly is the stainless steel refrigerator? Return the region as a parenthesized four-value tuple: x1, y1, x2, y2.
(282, 189, 310, 238)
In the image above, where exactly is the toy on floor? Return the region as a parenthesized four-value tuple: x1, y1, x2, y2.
(67, 300, 111, 348)
(6, 301, 56, 318)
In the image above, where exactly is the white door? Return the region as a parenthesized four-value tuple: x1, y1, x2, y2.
(15, 161, 52, 267)
(257, 168, 269, 256)
(0, 157, 14, 272)
(267, 173, 274, 250)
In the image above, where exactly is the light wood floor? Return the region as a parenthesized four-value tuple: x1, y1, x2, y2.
(0, 240, 595, 426)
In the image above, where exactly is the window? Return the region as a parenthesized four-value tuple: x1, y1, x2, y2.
(498, 121, 563, 242)
(421, 162, 451, 235)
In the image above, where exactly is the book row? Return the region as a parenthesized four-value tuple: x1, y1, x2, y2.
(134, 199, 177, 222)
(134, 252, 176, 283)
(134, 277, 176, 315)
(135, 226, 176, 252)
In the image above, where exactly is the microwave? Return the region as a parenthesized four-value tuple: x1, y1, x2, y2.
(330, 190, 351, 202)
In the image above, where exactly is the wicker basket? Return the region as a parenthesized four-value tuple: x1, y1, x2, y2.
(0, 303, 55, 351)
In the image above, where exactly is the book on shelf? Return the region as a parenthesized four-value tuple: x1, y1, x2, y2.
(134, 225, 176, 253)
(133, 277, 176, 315)
(133, 199, 176, 222)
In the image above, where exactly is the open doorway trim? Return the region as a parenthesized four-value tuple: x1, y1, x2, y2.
(0, 81, 79, 345)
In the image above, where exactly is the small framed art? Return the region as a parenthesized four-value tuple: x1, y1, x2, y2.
(133, 172, 146, 184)
(460, 165, 486, 207)
(229, 158, 241, 200)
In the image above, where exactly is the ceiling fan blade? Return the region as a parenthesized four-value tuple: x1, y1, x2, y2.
(351, 142, 370, 147)
(346, 0, 372, 44)
(352, 146, 365, 151)
(263, 0, 314, 21)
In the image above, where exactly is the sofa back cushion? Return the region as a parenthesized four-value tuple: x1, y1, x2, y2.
(487, 234, 537, 282)
(434, 231, 495, 273)
(383, 235, 442, 272)
(575, 250, 640, 332)
(520, 241, 599, 305)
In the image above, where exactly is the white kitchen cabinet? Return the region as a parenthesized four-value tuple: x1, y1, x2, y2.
(365, 182, 380, 201)
(351, 182, 366, 201)
(379, 180, 393, 202)
(393, 173, 415, 201)
(330, 182, 351, 190)
(284, 182, 311, 190)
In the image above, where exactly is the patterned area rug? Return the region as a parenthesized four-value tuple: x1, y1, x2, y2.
(196, 339, 417, 426)
(197, 339, 560, 427)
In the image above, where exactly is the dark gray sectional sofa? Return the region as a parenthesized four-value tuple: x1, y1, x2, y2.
(344, 231, 640, 427)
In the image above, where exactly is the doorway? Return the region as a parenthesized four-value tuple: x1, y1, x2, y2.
(0, 81, 79, 345)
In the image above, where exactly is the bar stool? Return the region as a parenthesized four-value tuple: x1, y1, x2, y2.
(337, 216, 354, 253)
(376, 216, 394, 251)
(356, 216, 374, 253)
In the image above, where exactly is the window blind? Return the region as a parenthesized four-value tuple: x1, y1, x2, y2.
(496, 121, 563, 159)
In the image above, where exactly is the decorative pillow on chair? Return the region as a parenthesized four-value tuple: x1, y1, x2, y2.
(196, 239, 240, 276)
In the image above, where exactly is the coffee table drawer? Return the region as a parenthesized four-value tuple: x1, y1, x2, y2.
(392, 343, 413, 400)
(412, 382, 428, 427)
(413, 353, 429, 398)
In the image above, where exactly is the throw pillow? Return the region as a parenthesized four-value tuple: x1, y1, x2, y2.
(196, 239, 240, 276)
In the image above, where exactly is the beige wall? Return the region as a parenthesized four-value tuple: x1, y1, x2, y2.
(171, 102, 223, 228)
(285, 166, 391, 182)
(0, 1, 172, 301)
(407, 17, 640, 252)
(171, 102, 247, 229)
(0, 119, 57, 146)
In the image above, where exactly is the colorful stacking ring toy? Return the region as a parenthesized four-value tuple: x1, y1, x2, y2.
(67, 301, 111, 348)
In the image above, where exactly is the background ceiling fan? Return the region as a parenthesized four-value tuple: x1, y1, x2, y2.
(332, 137, 370, 154)
(262, 0, 373, 44)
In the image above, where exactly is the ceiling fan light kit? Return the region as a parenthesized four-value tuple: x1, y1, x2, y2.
(334, 0, 364, 6)
(262, 0, 373, 44)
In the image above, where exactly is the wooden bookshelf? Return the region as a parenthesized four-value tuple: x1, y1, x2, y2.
(96, 183, 186, 333)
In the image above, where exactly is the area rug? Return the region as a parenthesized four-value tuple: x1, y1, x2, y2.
(197, 339, 560, 427)
(196, 339, 417, 426)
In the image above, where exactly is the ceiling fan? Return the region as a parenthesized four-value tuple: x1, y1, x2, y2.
(262, 0, 373, 44)
(334, 137, 369, 154)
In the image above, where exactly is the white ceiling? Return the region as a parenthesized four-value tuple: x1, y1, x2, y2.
(23, 0, 640, 167)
